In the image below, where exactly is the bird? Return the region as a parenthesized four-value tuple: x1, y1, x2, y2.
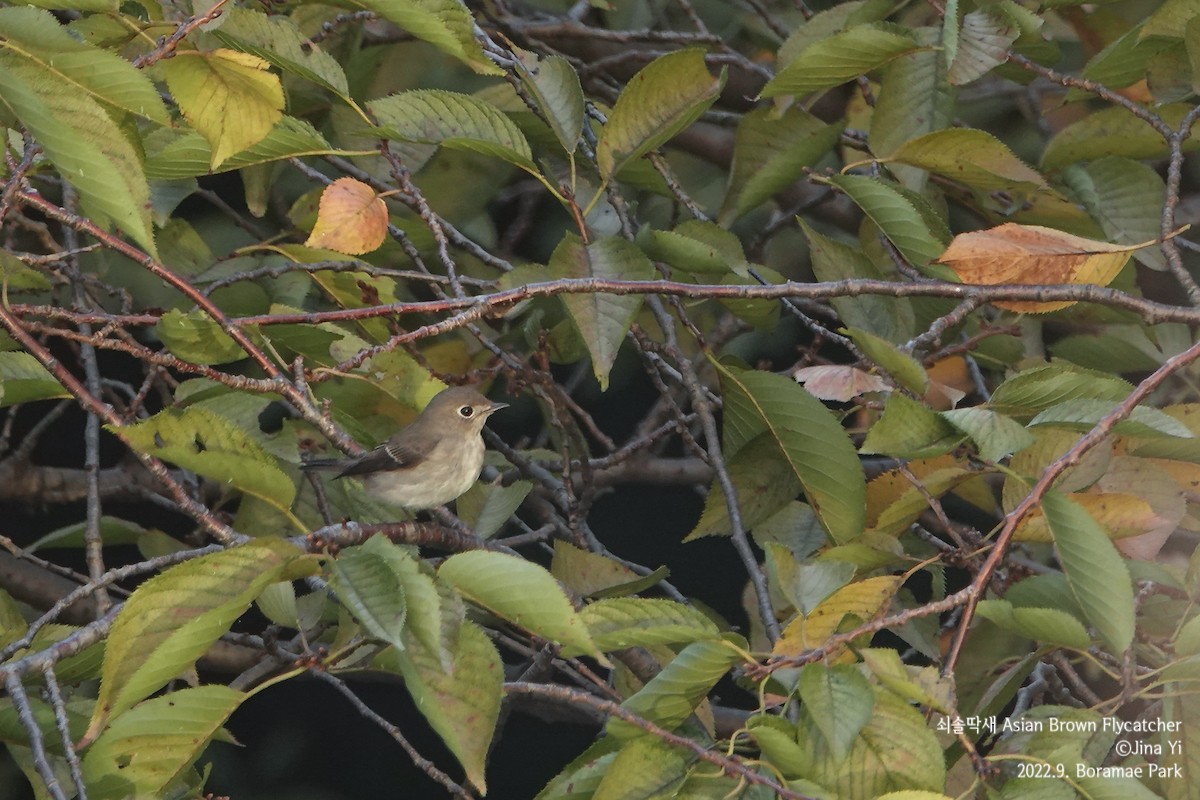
(301, 385, 508, 509)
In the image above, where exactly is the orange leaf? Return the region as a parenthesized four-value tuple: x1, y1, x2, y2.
(305, 178, 389, 255)
(936, 223, 1135, 313)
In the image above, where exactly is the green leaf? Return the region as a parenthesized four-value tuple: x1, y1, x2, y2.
(786, 558, 857, 615)
(345, 0, 501, 76)
(641, 219, 745, 275)
(163, 49, 284, 168)
(974, 599, 1090, 649)
(941, 0, 959, 70)
(0, 57, 155, 255)
(1061, 157, 1167, 270)
(1041, 492, 1135, 653)
(0, 588, 29, 637)
(776, 1, 896, 67)
(552, 234, 654, 390)
(513, 48, 584, 154)
(145, 116, 338, 179)
(0, 351, 68, 406)
(0, 696, 85, 778)
(949, 8, 1019, 85)
(1002, 427, 1112, 510)
(26, 516, 144, 552)
(597, 48, 725, 182)
(940, 407, 1036, 462)
(747, 715, 809, 778)
(799, 663, 875, 761)
(1029, 398, 1194, 439)
(438, 550, 604, 662)
(714, 362, 866, 544)
(0, 250, 51, 291)
(1042, 103, 1200, 171)
(845, 327, 928, 393)
(326, 537, 408, 651)
(385, 620, 502, 793)
(1007, 573, 1085, 621)
(212, 8, 350, 98)
(1079, 22, 1168, 93)
(1142, 0, 1200, 39)
(1077, 777, 1165, 800)
(82, 686, 244, 800)
(686, 434, 801, 540)
(608, 635, 744, 739)
(717, 266, 784, 330)
(87, 539, 310, 736)
(988, 364, 1133, 419)
(116, 407, 298, 512)
(380, 545, 446, 664)
(21, 0, 115, 11)
(580, 598, 721, 651)
(1145, 41, 1193, 106)
(534, 740, 620, 800)
(1050, 328, 1165, 374)
(797, 686, 946, 796)
(367, 89, 535, 172)
(0, 7, 168, 124)
(827, 174, 951, 270)
(1161, 670, 1200, 799)
(550, 540, 641, 597)
(155, 309, 247, 365)
(455, 479, 533, 538)
(860, 647, 954, 712)
(255, 580, 298, 628)
(10, 623, 105, 685)
(593, 737, 688, 800)
(761, 23, 924, 98)
(889, 128, 1047, 191)
(800, 221, 914, 342)
(860, 393, 964, 459)
(723, 107, 841, 219)
(869, 33, 954, 172)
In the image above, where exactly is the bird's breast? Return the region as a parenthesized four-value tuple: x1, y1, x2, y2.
(360, 434, 485, 509)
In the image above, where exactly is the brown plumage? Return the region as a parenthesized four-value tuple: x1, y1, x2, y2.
(301, 386, 507, 509)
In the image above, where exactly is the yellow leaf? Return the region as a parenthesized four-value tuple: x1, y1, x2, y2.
(1160, 403, 1200, 436)
(1143, 457, 1200, 495)
(164, 49, 284, 168)
(773, 575, 901, 659)
(1016, 455, 1185, 548)
(305, 178, 389, 255)
(1015, 492, 1163, 542)
(935, 223, 1136, 313)
(865, 455, 960, 529)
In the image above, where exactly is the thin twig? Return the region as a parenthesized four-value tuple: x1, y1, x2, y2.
(309, 669, 475, 799)
(6, 673, 68, 800)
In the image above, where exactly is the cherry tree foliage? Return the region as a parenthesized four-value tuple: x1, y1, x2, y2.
(1, 0, 1199, 797)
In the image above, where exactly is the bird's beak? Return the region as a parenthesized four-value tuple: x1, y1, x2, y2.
(486, 401, 509, 416)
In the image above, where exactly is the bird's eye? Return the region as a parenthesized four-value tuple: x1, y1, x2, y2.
(458, 405, 474, 418)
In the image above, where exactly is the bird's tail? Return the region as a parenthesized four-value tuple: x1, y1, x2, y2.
(299, 458, 343, 471)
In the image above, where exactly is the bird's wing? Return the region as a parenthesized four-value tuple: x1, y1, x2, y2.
(333, 427, 438, 478)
